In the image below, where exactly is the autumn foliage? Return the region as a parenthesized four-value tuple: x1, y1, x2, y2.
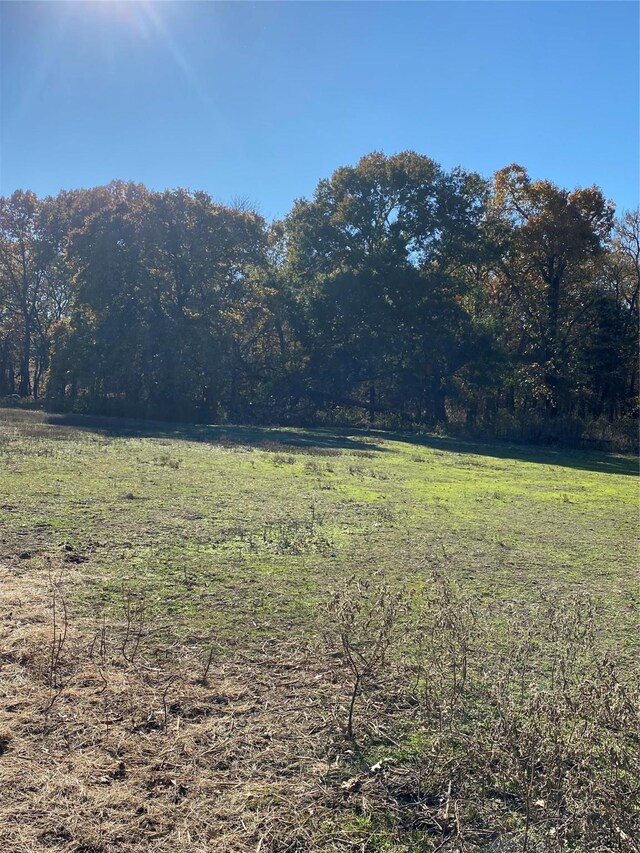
(0, 154, 637, 447)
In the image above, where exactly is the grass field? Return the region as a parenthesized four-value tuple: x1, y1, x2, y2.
(1, 407, 638, 851)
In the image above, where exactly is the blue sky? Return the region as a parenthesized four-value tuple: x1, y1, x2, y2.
(1, 1, 638, 220)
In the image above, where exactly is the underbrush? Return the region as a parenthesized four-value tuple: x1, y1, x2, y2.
(324, 573, 640, 851)
(1, 565, 638, 852)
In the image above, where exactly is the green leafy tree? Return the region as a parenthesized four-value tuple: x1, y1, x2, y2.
(49, 183, 271, 420)
(284, 152, 492, 423)
(581, 211, 640, 419)
(490, 165, 614, 415)
(0, 191, 52, 396)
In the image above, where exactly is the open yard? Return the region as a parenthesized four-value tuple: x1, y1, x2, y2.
(1, 408, 638, 851)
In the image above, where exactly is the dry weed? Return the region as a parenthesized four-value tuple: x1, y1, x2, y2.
(2, 565, 638, 852)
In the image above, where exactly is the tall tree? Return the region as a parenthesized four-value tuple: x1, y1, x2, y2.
(0, 191, 52, 396)
(49, 183, 271, 420)
(582, 211, 640, 419)
(490, 165, 614, 415)
(284, 152, 491, 423)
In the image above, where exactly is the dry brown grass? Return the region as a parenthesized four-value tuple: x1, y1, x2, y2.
(2, 563, 639, 852)
(0, 564, 354, 852)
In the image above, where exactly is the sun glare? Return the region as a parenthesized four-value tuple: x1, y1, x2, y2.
(85, 1, 209, 103)
(91, 1, 169, 40)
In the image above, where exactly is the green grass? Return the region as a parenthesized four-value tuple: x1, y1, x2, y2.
(1, 407, 637, 650)
(2, 407, 638, 851)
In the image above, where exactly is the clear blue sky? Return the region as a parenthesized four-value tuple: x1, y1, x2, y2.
(1, 1, 638, 220)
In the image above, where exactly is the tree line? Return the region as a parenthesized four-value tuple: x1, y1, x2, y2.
(1, 152, 637, 446)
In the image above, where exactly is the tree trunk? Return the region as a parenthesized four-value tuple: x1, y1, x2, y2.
(544, 266, 563, 413)
(19, 319, 31, 397)
(368, 384, 376, 424)
(0, 342, 9, 395)
(429, 377, 447, 424)
(33, 361, 41, 399)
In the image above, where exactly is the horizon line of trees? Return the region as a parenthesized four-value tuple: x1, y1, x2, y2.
(1, 152, 638, 448)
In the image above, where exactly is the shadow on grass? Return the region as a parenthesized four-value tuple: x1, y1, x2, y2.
(44, 412, 386, 455)
(376, 430, 639, 477)
(7, 407, 636, 476)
